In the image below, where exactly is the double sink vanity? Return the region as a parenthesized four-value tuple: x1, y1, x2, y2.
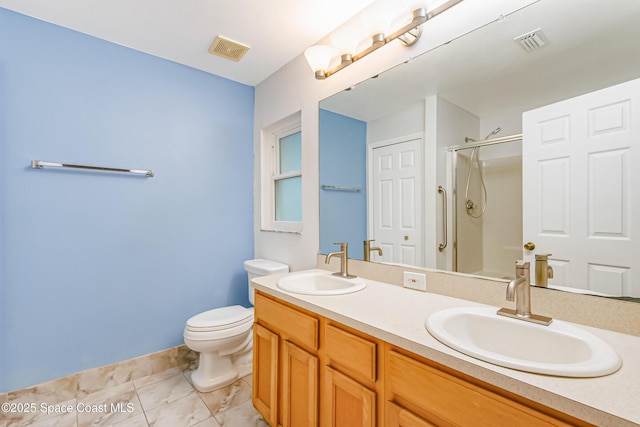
(250, 266, 639, 426)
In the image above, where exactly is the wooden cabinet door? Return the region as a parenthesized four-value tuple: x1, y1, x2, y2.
(282, 340, 319, 427)
(253, 323, 279, 427)
(386, 401, 437, 427)
(323, 367, 376, 427)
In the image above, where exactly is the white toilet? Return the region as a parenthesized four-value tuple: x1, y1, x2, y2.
(183, 259, 288, 392)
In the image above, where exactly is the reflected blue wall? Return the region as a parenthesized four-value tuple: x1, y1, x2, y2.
(319, 109, 367, 259)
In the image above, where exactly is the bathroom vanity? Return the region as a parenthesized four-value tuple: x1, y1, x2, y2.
(251, 270, 640, 427)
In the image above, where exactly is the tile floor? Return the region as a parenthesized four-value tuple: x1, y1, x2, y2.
(2, 369, 267, 427)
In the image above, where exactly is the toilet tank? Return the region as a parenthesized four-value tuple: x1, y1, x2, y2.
(244, 259, 289, 305)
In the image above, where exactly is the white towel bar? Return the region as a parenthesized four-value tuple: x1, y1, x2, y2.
(31, 160, 154, 177)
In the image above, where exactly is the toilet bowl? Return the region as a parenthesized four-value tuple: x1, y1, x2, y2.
(184, 305, 254, 392)
(183, 259, 288, 392)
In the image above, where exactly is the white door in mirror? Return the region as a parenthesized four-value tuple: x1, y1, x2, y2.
(523, 78, 640, 296)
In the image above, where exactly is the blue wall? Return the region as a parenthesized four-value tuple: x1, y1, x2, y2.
(0, 8, 255, 392)
(319, 109, 367, 259)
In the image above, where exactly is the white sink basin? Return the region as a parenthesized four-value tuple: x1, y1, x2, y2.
(425, 307, 621, 377)
(277, 271, 366, 296)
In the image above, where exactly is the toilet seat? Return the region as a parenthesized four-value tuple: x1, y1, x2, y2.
(186, 305, 252, 330)
(185, 306, 253, 336)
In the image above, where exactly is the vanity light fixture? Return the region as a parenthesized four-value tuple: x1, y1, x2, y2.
(304, 0, 464, 80)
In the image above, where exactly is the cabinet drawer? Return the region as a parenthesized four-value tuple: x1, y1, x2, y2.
(386, 401, 437, 427)
(387, 350, 576, 427)
(255, 293, 319, 350)
(325, 323, 377, 383)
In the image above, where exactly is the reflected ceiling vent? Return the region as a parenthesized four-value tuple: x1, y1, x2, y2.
(208, 36, 250, 62)
(514, 28, 547, 51)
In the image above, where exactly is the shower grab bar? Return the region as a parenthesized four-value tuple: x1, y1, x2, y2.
(31, 160, 155, 177)
(438, 185, 447, 252)
(320, 184, 362, 192)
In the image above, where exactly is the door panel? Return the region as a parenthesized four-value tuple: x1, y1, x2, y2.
(371, 138, 423, 266)
(323, 367, 375, 427)
(282, 340, 318, 427)
(252, 324, 279, 427)
(523, 78, 639, 296)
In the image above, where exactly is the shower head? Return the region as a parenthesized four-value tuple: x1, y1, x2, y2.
(484, 127, 502, 140)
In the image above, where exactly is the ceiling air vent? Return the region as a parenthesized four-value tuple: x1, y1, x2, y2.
(514, 28, 547, 52)
(208, 36, 250, 62)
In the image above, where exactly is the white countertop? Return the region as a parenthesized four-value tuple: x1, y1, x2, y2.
(252, 270, 640, 427)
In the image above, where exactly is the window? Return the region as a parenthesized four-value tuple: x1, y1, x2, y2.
(274, 128, 301, 222)
(261, 113, 302, 233)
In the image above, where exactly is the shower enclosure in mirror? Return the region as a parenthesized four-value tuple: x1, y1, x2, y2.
(318, 0, 640, 298)
(449, 133, 522, 280)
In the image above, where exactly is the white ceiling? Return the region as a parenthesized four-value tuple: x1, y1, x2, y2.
(0, 0, 377, 86)
(321, 0, 640, 123)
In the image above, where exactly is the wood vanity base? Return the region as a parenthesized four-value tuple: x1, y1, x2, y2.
(252, 291, 593, 427)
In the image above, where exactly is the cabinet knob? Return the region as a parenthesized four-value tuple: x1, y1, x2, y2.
(524, 242, 536, 251)
(404, 235, 409, 241)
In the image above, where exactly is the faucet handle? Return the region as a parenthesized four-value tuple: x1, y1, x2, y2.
(333, 242, 348, 249)
(515, 260, 530, 284)
(535, 253, 552, 260)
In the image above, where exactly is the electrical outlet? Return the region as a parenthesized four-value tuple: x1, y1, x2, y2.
(403, 271, 427, 291)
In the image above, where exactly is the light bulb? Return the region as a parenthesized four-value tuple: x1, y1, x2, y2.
(304, 45, 333, 74)
(362, 0, 396, 37)
(330, 22, 363, 58)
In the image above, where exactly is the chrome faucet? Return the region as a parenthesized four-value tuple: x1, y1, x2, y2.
(535, 254, 554, 288)
(325, 242, 356, 278)
(497, 261, 552, 325)
(363, 239, 383, 262)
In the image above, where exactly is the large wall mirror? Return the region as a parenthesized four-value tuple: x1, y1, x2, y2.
(319, 0, 640, 299)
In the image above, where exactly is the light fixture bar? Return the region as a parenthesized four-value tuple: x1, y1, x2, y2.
(313, 0, 464, 80)
(425, 0, 465, 21)
(384, 8, 428, 44)
(351, 33, 386, 63)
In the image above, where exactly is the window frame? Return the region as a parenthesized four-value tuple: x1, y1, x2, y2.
(261, 114, 303, 233)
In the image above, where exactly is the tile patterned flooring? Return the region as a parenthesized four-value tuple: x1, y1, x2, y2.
(2, 367, 267, 427)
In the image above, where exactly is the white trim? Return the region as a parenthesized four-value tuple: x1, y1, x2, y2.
(424, 96, 438, 270)
(260, 112, 303, 233)
(273, 170, 302, 181)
